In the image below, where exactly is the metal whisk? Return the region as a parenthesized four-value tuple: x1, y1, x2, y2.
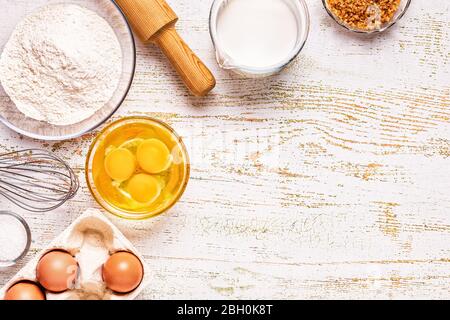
(0, 149, 79, 212)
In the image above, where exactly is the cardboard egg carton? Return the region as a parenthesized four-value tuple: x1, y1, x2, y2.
(1, 209, 150, 300)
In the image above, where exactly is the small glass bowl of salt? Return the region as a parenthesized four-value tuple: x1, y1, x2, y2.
(0, 211, 31, 267)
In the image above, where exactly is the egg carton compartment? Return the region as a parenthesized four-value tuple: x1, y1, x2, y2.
(1, 209, 150, 300)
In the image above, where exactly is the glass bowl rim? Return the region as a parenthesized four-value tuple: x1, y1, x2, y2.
(85, 116, 191, 220)
(0, 0, 137, 141)
(0, 211, 32, 267)
(322, 0, 412, 34)
(209, 0, 311, 74)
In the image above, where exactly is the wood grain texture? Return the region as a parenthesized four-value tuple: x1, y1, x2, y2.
(0, 0, 449, 299)
(115, 0, 178, 40)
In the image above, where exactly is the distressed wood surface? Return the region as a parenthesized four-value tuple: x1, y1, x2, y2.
(1, 0, 449, 299)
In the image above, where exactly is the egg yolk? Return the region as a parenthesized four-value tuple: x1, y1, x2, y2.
(104, 148, 136, 182)
(127, 173, 161, 203)
(136, 139, 172, 174)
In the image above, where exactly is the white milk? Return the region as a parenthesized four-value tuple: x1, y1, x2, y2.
(216, 0, 299, 68)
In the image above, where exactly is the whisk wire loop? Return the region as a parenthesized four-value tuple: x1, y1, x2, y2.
(0, 149, 79, 212)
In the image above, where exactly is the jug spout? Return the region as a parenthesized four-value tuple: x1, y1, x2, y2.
(215, 50, 238, 70)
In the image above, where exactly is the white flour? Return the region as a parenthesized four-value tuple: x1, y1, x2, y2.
(0, 4, 122, 126)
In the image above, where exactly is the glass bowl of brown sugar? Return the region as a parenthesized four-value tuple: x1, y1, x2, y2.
(323, 0, 412, 34)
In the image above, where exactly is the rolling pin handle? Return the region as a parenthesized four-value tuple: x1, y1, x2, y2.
(154, 27, 216, 97)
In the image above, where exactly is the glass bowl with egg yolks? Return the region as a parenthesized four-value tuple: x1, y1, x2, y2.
(86, 117, 190, 220)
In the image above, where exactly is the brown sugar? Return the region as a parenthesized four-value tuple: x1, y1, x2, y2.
(326, 0, 401, 31)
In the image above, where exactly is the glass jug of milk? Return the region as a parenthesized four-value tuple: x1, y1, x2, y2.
(209, 0, 310, 77)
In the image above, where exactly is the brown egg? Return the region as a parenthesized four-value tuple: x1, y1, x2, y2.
(36, 250, 78, 292)
(102, 251, 143, 293)
(4, 281, 45, 300)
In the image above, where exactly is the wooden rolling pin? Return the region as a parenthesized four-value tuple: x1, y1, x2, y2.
(115, 0, 216, 96)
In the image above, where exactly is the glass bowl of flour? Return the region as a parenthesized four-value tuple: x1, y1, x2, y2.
(0, 0, 135, 140)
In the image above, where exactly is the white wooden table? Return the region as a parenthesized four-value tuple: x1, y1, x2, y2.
(1, 0, 449, 299)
